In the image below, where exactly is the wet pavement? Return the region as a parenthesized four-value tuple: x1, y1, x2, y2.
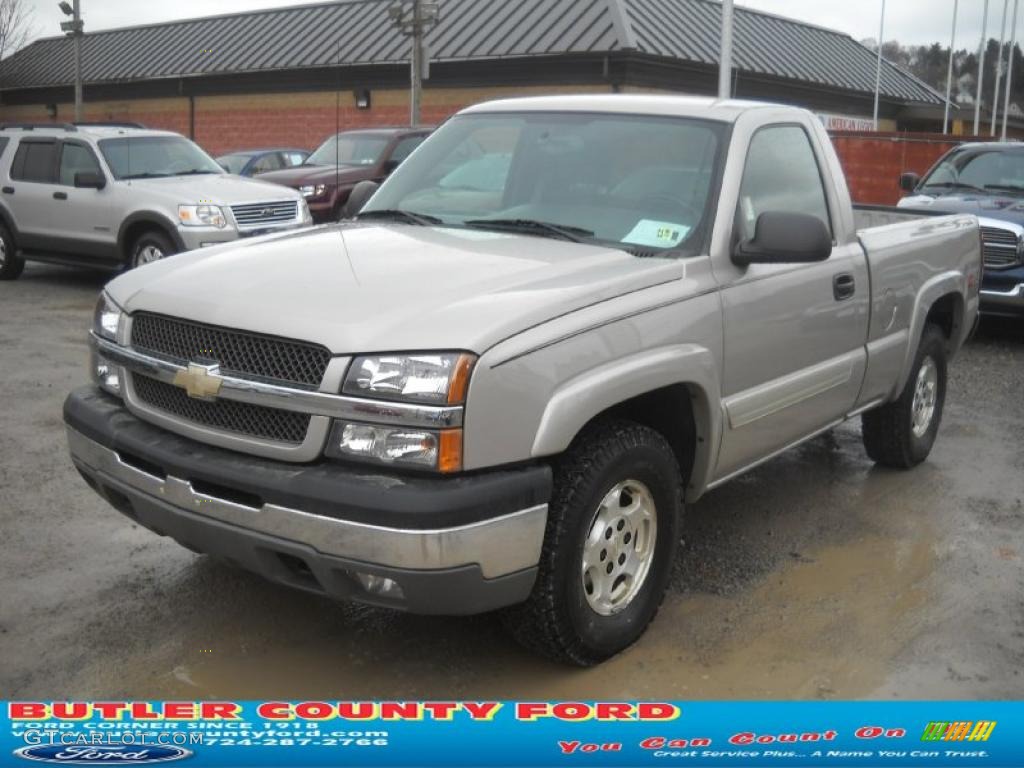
(1, 263, 1022, 699)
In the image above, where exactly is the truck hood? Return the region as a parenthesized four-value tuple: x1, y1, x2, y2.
(899, 192, 1024, 226)
(122, 173, 304, 205)
(256, 164, 371, 187)
(106, 223, 682, 355)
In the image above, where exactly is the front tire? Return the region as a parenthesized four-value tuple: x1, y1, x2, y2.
(0, 221, 25, 280)
(861, 323, 948, 468)
(501, 420, 682, 666)
(130, 230, 176, 269)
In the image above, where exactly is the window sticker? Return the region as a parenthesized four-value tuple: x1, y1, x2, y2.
(622, 220, 691, 248)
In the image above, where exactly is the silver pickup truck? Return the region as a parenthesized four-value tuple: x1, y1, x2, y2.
(64, 95, 981, 665)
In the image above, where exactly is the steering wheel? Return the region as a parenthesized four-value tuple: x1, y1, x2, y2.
(167, 159, 193, 174)
(638, 194, 699, 223)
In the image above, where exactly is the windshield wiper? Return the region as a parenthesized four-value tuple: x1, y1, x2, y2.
(121, 172, 171, 180)
(984, 183, 1024, 193)
(175, 169, 219, 176)
(463, 218, 593, 243)
(357, 209, 442, 226)
(921, 181, 986, 193)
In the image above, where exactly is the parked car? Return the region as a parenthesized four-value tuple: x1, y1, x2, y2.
(0, 123, 311, 279)
(257, 127, 430, 222)
(65, 96, 980, 666)
(216, 148, 310, 177)
(898, 142, 1024, 318)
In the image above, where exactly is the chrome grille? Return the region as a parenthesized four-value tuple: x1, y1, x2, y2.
(131, 313, 330, 389)
(980, 226, 1022, 269)
(133, 375, 311, 444)
(231, 200, 299, 227)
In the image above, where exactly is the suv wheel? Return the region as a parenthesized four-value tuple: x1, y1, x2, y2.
(130, 230, 176, 269)
(861, 323, 948, 468)
(0, 221, 25, 280)
(501, 420, 682, 666)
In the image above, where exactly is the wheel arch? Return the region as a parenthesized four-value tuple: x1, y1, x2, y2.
(896, 273, 966, 395)
(117, 213, 185, 264)
(0, 202, 19, 246)
(529, 344, 723, 503)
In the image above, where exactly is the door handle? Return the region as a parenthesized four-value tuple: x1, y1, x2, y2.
(833, 273, 855, 301)
(53, 191, 68, 200)
(1, 186, 13, 194)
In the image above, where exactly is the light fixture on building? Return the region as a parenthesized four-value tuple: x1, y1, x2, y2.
(45, 104, 58, 119)
(354, 89, 371, 109)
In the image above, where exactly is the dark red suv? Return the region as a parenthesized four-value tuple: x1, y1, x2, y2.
(258, 127, 432, 222)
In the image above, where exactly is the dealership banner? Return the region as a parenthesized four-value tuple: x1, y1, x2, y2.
(2, 701, 1021, 766)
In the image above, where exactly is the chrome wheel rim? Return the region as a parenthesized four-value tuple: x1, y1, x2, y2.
(136, 244, 165, 265)
(911, 356, 938, 438)
(581, 479, 658, 616)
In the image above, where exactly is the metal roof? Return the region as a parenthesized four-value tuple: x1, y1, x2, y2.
(0, 0, 943, 105)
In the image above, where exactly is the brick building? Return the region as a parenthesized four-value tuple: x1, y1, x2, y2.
(0, 0, 947, 162)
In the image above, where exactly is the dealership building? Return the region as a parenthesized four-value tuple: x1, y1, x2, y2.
(0, 0, 949, 157)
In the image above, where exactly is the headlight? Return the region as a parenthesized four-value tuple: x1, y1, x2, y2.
(178, 204, 227, 228)
(326, 422, 462, 473)
(92, 293, 122, 342)
(343, 353, 475, 405)
(91, 293, 123, 396)
(299, 184, 327, 199)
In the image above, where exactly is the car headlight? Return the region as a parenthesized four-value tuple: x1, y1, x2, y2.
(342, 353, 475, 405)
(331, 352, 475, 472)
(92, 292, 123, 342)
(178, 204, 227, 228)
(299, 184, 328, 199)
(91, 293, 123, 396)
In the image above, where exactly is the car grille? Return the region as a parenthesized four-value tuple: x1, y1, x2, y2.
(132, 375, 311, 444)
(231, 200, 299, 228)
(980, 226, 1022, 269)
(131, 313, 330, 389)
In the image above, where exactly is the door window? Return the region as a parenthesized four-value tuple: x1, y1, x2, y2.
(11, 140, 58, 183)
(389, 135, 426, 165)
(59, 143, 103, 186)
(250, 153, 284, 175)
(284, 152, 307, 166)
(736, 125, 831, 243)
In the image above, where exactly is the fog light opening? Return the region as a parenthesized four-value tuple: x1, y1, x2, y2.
(355, 572, 405, 599)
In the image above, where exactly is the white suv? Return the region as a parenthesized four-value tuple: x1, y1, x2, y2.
(0, 123, 311, 280)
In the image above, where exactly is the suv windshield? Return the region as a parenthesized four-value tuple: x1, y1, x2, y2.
(99, 136, 224, 180)
(921, 147, 1024, 193)
(217, 153, 251, 174)
(307, 134, 390, 167)
(362, 112, 725, 255)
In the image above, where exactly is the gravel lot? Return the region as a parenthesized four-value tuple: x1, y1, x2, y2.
(1, 262, 1022, 699)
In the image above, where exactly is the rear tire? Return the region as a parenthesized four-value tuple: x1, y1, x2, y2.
(130, 230, 176, 269)
(501, 420, 682, 666)
(0, 221, 25, 280)
(861, 323, 947, 468)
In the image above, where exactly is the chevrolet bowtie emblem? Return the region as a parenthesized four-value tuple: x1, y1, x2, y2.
(172, 362, 223, 400)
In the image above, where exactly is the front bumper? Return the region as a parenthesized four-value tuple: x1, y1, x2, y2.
(979, 282, 1024, 317)
(64, 387, 551, 614)
(177, 221, 309, 251)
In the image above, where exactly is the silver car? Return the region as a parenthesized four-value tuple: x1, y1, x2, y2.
(0, 122, 311, 280)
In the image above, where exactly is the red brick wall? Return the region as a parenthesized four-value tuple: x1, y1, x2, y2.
(828, 131, 973, 206)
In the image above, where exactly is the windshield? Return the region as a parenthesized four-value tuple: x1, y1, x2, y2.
(217, 153, 251, 174)
(99, 136, 224, 180)
(362, 112, 724, 255)
(921, 148, 1024, 192)
(307, 134, 390, 167)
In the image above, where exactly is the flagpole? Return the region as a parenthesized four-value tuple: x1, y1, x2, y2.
(873, 0, 886, 130)
(719, 0, 734, 99)
(975, 0, 991, 135)
(1002, 0, 1020, 139)
(944, 0, 960, 133)
(992, 0, 1010, 134)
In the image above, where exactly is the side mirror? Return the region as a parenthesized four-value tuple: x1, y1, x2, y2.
(343, 180, 379, 219)
(899, 171, 920, 192)
(74, 171, 106, 190)
(733, 211, 832, 267)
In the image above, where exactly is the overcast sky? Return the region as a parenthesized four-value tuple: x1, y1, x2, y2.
(22, 0, 1020, 50)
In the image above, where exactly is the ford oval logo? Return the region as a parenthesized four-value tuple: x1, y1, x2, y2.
(14, 745, 192, 764)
